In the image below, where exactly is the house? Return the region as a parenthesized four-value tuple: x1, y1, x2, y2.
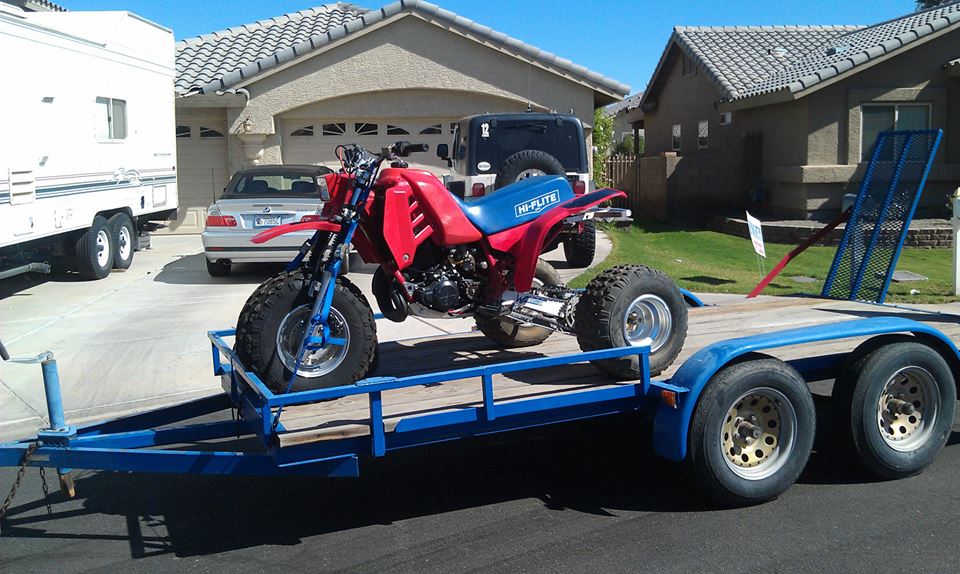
(605, 92, 644, 151)
(172, 0, 629, 232)
(638, 2, 960, 221)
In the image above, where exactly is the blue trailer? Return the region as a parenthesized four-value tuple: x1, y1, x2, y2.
(1, 128, 952, 518)
(1, 297, 958, 515)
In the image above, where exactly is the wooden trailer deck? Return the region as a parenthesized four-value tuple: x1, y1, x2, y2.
(272, 297, 960, 448)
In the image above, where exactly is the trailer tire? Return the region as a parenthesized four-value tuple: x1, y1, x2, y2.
(686, 357, 815, 507)
(476, 258, 559, 348)
(75, 215, 114, 280)
(575, 264, 687, 378)
(563, 220, 596, 268)
(494, 150, 565, 189)
(109, 213, 135, 269)
(238, 271, 377, 392)
(834, 341, 955, 479)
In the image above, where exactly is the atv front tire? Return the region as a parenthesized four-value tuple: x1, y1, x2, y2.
(476, 258, 560, 348)
(575, 264, 687, 378)
(236, 271, 377, 392)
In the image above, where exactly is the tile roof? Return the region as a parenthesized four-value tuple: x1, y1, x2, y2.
(605, 92, 643, 116)
(175, 3, 367, 96)
(175, 0, 630, 99)
(644, 1, 960, 108)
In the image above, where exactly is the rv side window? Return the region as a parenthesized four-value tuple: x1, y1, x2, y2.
(95, 97, 127, 140)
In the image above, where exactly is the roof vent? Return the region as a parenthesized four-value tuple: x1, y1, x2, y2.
(826, 45, 849, 56)
(769, 46, 788, 58)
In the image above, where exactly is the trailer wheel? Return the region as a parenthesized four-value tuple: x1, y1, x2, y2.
(75, 215, 114, 280)
(476, 258, 559, 348)
(575, 264, 687, 378)
(238, 271, 377, 392)
(563, 220, 596, 268)
(686, 357, 815, 507)
(109, 213, 135, 269)
(835, 341, 955, 479)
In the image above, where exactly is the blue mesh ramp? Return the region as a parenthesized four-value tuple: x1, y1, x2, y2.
(822, 129, 942, 303)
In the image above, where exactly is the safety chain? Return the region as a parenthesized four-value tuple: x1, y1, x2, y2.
(0, 442, 51, 535)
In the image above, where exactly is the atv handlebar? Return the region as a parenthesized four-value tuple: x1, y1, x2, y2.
(396, 141, 429, 157)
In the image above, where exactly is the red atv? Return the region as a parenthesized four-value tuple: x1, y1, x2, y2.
(235, 142, 687, 392)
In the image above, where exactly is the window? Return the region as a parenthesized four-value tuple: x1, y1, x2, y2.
(419, 124, 442, 135)
(290, 125, 314, 137)
(698, 120, 708, 149)
(861, 103, 930, 161)
(671, 124, 681, 151)
(355, 122, 378, 136)
(386, 125, 409, 135)
(322, 123, 346, 136)
(176, 125, 191, 138)
(199, 127, 224, 138)
(229, 173, 320, 197)
(95, 97, 127, 139)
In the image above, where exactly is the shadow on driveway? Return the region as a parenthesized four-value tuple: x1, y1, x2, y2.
(0, 411, 916, 559)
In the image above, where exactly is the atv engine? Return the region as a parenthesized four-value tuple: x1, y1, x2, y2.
(411, 246, 483, 313)
(374, 245, 485, 320)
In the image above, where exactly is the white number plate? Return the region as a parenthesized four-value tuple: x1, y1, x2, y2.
(255, 216, 281, 228)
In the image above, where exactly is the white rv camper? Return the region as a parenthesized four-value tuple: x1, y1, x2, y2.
(0, 5, 178, 280)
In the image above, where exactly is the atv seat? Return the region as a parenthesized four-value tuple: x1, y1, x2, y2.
(453, 175, 574, 235)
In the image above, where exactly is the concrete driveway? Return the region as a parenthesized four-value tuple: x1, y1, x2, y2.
(0, 233, 610, 441)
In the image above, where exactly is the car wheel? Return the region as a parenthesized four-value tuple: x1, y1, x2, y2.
(494, 150, 565, 189)
(206, 258, 231, 277)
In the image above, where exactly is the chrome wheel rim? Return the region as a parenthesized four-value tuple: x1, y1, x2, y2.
(721, 388, 797, 480)
(516, 168, 547, 180)
(877, 366, 939, 452)
(96, 229, 110, 267)
(622, 294, 672, 352)
(276, 304, 350, 378)
(118, 225, 131, 261)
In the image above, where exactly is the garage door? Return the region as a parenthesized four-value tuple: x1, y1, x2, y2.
(173, 122, 230, 233)
(281, 119, 455, 175)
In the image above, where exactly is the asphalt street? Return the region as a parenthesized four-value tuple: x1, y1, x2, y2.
(2, 235, 960, 572)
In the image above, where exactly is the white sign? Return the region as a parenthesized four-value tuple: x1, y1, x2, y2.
(746, 211, 765, 258)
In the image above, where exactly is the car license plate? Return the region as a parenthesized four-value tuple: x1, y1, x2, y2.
(255, 216, 281, 228)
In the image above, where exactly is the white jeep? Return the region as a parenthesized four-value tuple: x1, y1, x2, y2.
(437, 112, 596, 267)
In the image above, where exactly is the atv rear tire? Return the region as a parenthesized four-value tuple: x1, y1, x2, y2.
(476, 258, 560, 348)
(495, 150, 565, 189)
(575, 264, 687, 378)
(563, 220, 596, 268)
(236, 271, 377, 392)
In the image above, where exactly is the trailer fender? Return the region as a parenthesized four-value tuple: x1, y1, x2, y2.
(651, 316, 960, 462)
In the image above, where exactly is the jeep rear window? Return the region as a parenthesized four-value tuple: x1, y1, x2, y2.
(473, 120, 583, 172)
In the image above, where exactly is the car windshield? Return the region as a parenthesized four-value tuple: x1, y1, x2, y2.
(473, 120, 583, 172)
(225, 173, 319, 198)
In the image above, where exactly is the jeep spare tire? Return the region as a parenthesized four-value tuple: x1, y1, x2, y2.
(495, 150, 565, 189)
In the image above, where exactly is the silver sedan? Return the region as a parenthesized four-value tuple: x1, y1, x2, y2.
(201, 165, 334, 276)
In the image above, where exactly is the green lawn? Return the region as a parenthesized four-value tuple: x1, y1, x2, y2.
(569, 221, 958, 304)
